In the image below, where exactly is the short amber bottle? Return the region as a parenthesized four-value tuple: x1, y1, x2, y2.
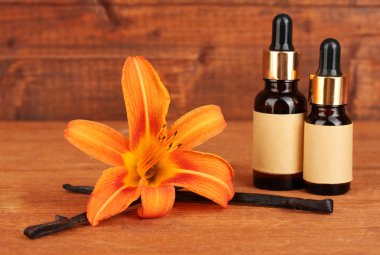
(252, 14, 307, 190)
(303, 38, 353, 195)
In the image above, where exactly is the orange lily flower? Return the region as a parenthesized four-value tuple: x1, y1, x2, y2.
(64, 56, 234, 226)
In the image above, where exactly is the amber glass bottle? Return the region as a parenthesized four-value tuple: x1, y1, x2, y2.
(303, 38, 352, 195)
(252, 14, 307, 190)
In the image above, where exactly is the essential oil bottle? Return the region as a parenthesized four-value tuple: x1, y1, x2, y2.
(252, 14, 307, 190)
(303, 38, 353, 195)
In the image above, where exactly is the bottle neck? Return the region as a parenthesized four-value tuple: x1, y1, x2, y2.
(264, 79, 298, 93)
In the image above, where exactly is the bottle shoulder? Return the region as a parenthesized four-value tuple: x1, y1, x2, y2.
(305, 105, 352, 126)
(305, 115, 352, 126)
(254, 88, 307, 114)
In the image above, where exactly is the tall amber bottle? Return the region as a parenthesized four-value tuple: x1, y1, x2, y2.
(303, 38, 352, 195)
(252, 14, 307, 190)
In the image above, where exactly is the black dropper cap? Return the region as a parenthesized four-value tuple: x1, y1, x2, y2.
(317, 38, 342, 77)
(269, 13, 294, 51)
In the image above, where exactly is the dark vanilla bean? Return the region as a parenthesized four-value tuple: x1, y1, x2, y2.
(62, 184, 93, 194)
(176, 191, 333, 213)
(24, 184, 333, 239)
(63, 184, 333, 213)
(62, 184, 183, 194)
(24, 199, 142, 239)
(24, 213, 88, 239)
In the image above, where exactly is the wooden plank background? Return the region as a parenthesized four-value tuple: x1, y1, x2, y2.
(1, 0, 380, 120)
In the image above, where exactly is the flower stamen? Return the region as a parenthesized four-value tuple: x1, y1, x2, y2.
(156, 124, 167, 141)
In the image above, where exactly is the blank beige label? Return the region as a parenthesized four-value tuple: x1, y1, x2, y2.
(303, 123, 353, 184)
(252, 111, 304, 174)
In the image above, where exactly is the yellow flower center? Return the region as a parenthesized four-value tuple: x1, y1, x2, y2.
(122, 127, 181, 187)
(144, 165, 157, 180)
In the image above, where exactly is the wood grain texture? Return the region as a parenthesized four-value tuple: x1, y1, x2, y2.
(1, 2, 380, 120)
(0, 121, 379, 254)
(2, 1, 380, 6)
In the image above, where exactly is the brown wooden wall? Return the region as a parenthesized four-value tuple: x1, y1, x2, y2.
(1, 0, 380, 121)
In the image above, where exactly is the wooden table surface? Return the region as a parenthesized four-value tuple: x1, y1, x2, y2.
(1, 121, 379, 254)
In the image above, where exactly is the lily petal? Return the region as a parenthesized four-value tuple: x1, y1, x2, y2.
(137, 185, 175, 218)
(167, 150, 234, 207)
(168, 105, 226, 150)
(87, 166, 141, 226)
(122, 56, 170, 150)
(64, 120, 129, 166)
